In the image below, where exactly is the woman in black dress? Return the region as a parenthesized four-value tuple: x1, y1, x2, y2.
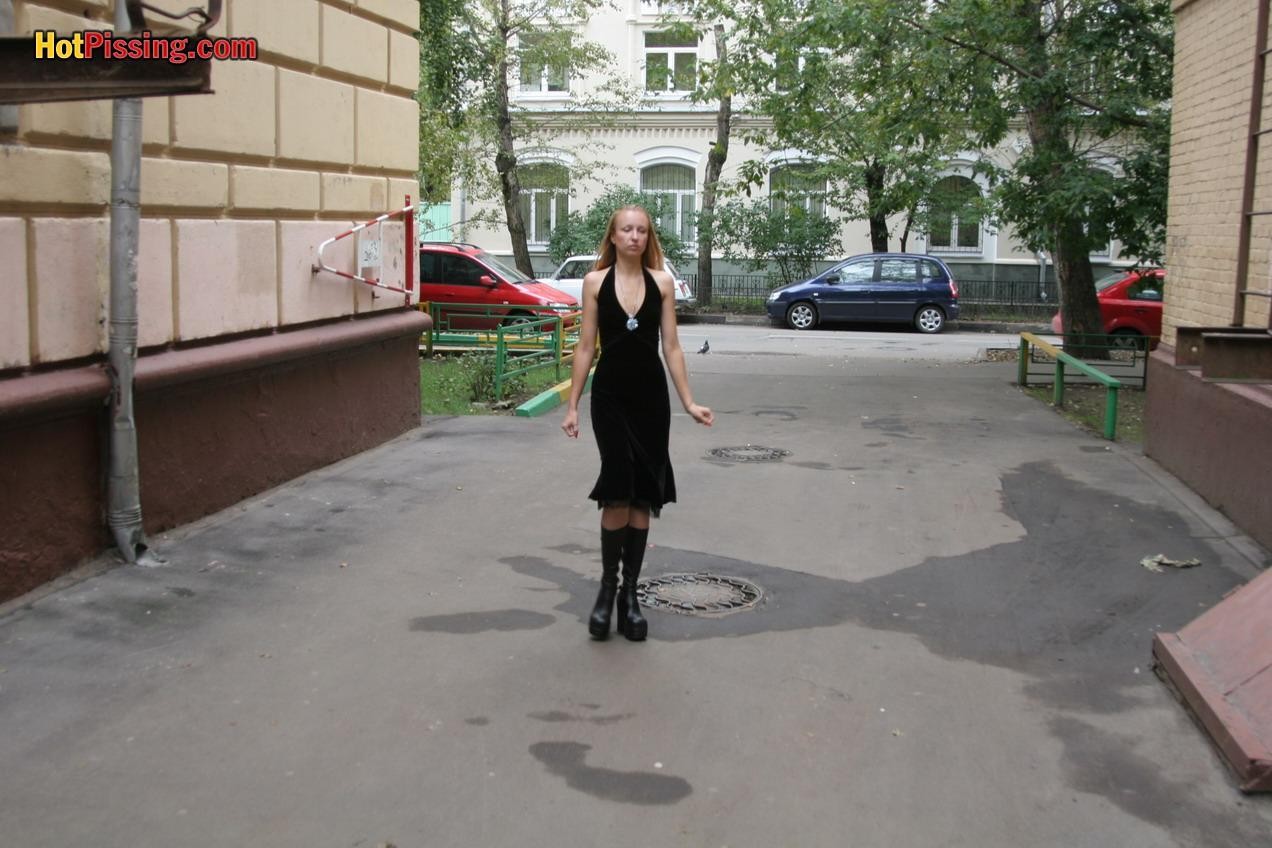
(561, 205, 713, 641)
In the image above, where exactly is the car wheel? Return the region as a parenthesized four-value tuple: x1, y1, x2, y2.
(1110, 328, 1143, 350)
(914, 305, 946, 334)
(786, 302, 818, 330)
(502, 311, 535, 329)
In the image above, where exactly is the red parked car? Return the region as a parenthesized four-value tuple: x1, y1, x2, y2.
(418, 243, 577, 330)
(1050, 268, 1164, 347)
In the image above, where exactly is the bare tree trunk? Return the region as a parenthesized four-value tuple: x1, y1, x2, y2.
(899, 210, 914, 253)
(864, 160, 890, 252)
(493, 18, 533, 277)
(697, 25, 732, 309)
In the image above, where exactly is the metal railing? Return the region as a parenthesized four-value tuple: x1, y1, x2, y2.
(419, 302, 581, 400)
(1017, 332, 1126, 440)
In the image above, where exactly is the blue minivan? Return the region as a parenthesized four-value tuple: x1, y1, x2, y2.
(766, 253, 960, 333)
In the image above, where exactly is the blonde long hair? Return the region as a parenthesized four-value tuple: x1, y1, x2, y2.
(594, 205, 666, 273)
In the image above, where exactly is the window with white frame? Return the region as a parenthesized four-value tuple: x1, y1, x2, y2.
(518, 32, 569, 94)
(774, 47, 828, 93)
(644, 31, 697, 93)
(927, 175, 982, 253)
(770, 164, 827, 218)
(640, 0, 688, 14)
(640, 163, 697, 243)
(518, 163, 569, 245)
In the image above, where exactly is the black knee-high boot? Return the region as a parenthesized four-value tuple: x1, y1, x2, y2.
(616, 525, 649, 641)
(589, 527, 623, 639)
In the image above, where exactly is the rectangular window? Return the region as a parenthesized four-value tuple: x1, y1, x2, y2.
(928, 212, 952, 249)
(838, 261, 876, 284)
(920, 260, 944, 279)
(928, 212, 981, 253)
(771, 165, 827, 219)
(519, 163, 570, 244)
(774, 49, 827, 93)
(441, 256, 486, 286)
(418, 252, 438, 282)
(644, 31, 697, 93)
(519, 33, 568, 94)
(878, 259, 918, 282)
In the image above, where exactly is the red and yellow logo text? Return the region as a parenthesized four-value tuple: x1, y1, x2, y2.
(33, 30, 258, 64)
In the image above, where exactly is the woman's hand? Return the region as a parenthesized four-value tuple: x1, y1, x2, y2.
(561, 408, 580, 438)
(686, 403, 714, 427)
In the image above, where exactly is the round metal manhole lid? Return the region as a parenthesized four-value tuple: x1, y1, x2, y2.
(638, 573, 763, 616)
(707, 445, 791, 463)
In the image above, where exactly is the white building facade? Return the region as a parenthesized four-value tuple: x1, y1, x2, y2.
(450, 1, 1131, 284)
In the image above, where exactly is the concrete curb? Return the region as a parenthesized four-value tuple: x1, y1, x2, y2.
(515, 369, 593, 417)
(677, 313, 769, 326)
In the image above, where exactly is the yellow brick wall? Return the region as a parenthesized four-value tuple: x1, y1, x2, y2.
(1167, 0, 1272, 344)
(0, 0, 419, 369)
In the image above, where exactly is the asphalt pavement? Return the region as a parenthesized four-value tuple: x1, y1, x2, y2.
(1, 336, 1269, 847)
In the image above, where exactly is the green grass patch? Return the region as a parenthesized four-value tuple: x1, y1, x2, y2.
(420, 353, 567, 415)
(1023, 383, 1146, 444)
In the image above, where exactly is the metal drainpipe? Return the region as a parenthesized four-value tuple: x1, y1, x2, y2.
(106, 0, 148, 563)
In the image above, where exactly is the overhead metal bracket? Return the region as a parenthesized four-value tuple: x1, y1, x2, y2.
(125, 0, 222, 37)
(0, 0, 223, 104)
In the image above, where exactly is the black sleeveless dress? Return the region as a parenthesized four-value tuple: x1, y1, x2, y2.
(588, 265, 676, 515)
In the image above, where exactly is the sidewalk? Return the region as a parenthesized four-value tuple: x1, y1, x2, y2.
(0, 356, 1268, 847)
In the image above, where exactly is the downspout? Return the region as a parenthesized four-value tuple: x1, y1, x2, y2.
(1037, 250, 1049, 303)
(106, 0, 147, 563)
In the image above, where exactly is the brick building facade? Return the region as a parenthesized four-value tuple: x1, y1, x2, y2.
(0, 0, 426, 601)
(1145, 0, 1272, 552)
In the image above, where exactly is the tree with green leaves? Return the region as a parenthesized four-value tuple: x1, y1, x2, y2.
(687, 0, 999, 255)
(418, 0, 639, 275)
(708, 198, 843, 284)
(910, 0, 1173, 349)
(547, 186, 690, 267)
(417, 0, 478, 203)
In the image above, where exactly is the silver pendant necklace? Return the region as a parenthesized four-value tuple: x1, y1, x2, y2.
(618, 276, 640, 330)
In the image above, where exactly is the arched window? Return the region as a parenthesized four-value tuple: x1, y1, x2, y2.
(640, 163, 696, 243)
(518, 163, 569, 245)
(928, 175, 982, 253)
(770, 164, 827, 218)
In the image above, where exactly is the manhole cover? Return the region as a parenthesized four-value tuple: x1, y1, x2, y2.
(707, 445, 791, 462)
(638, 573, 763, 616)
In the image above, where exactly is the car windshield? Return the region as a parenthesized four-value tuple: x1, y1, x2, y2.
(557, 259, 594, 278)
(477, 250, 534, 284)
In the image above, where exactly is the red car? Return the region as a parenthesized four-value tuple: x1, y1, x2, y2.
(1050, 268, 1164, 347)
(418, 243, 578, 330)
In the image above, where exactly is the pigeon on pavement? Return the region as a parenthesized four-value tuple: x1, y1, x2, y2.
(698, 339, 710, 354)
